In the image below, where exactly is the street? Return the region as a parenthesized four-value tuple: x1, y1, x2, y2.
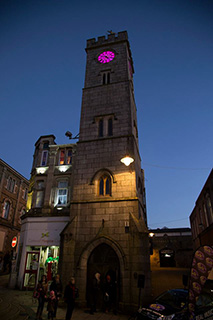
(0, 274, 129, 320)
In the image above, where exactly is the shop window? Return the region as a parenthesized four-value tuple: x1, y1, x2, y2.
(2, 201, 10, 219)
(98, 175, 111, 196)
(108, 118, 113, 136)
(99, 119, 104, 137)
(57, 181, 68, 205)
(41, 150, 48, 166)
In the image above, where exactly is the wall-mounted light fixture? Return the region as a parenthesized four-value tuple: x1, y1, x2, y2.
(120, 155, 134, 167)
(125, 221, 130, 233)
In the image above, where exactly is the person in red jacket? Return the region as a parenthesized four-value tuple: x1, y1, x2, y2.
(64, 277, 79, 320)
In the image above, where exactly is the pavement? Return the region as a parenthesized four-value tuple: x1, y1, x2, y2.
(0, 274, 130, 320)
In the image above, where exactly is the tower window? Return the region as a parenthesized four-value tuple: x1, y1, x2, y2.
(41, 150, 48, 166)
(43, 142, 49, 149)
(102, 71, 110, 85)
(98, 175, 111, 196)
(99, 119, 104, 137)
(2, 201, 10, 219)
(108, 118, 113, 136)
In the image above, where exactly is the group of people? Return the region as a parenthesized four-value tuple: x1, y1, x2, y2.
(35, 274, 78, 320)
(34, 272, 116, 320)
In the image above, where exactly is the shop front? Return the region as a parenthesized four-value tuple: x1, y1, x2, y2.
(17, 216, 69, 289)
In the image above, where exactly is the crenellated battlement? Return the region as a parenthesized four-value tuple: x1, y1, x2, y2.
(86, 31, 128, 49)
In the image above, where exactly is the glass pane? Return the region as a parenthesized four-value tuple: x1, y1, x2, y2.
(59, 150, 65, 165)
(99, 119, 103, 137)
(99, 178, 104, 195)
(67, 150, 72, 164)
(35, 191, 44, 207)
(106, 178, 110, 195)
(58, 181, 68, 188)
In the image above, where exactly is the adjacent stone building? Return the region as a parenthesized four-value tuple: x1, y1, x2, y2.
(17, 31, 151, 311)
(148, 227, 193, 297)
(0, 158, 29, 271)
(190, 169, 213, 250)
(17, 136, 75, 289)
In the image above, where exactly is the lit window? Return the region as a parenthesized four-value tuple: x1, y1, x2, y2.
(59, 150, 65, 165)
(67, 149, 72, 165)
(2, 201, 10, 219)
(99, 119, 104, 137)
(41, 150, 48, 166)
(57, 181, 68, 205)
(98, 176, 111, 196)
(108, 118, 113, 136)
(35, 191, 44, 208)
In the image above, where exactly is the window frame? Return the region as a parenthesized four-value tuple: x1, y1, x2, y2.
(40, 150, 48, 166)
(98, 175, 111, 196)
(2, 200, 10, 219)
(57, 181, 68, 206)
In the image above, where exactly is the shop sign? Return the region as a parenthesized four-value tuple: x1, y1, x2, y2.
(11, 236, 18, 248)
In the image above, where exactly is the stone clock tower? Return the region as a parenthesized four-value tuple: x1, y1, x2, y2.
(61, 31, 151, 311)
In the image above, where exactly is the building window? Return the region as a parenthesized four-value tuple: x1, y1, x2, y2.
(67, 149, 72, 165)
(43, 142, 49, 149)
(41, 150, 48, 166)
(57, 181, 68, 205)
(22, 188, 28, 200)
(59, 149, 72, 165)
(35, 191, 44, 208)
(2, 201, 10, 219)
(99, 119, 104, 137)
(108, 118, 113, 136)
(59, 150, 65, 165)
(206, 194, 213, 224)
(98, 175, 111, 196)
(7, 177, 15, 193)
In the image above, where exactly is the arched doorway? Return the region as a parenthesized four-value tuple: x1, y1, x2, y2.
(86, 243, 120, 309)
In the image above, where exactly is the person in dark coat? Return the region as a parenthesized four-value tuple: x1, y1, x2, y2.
(90, 272, 101, 314)
(64, 277, 79, 320)
(50, 273, 63, 318)
(36, 275, 48, 320)
(104, 274, 117, 314)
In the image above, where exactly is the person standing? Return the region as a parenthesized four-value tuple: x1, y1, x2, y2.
(47, 290, 56, 320)
(50, 273, 63, 318)
(64, 277, 79, 320)
(104, 274, 117, 314)
(90, 273, 101, 314)
(36, 275, 48, 320)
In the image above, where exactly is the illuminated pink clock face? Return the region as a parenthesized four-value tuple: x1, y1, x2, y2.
(98, 51, 115, 63)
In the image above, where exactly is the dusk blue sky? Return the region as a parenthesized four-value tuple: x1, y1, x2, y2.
(1, 0, 212, 229)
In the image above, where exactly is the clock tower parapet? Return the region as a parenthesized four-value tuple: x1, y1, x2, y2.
(86, 31, 128, 49)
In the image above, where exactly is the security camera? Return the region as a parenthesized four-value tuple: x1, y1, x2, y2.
(65, 131, 72, 139)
